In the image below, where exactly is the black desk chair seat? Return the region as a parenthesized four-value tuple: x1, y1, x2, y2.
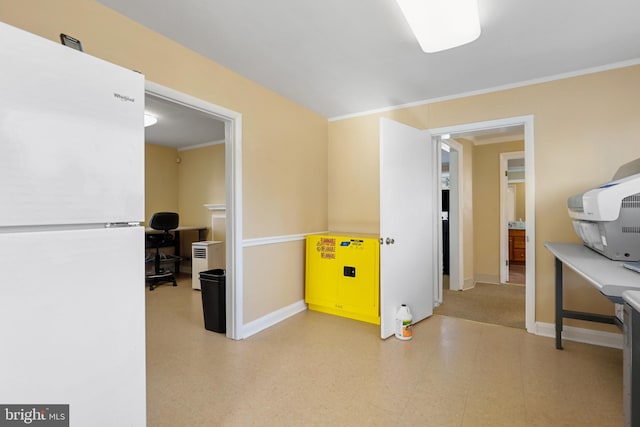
(146, 212, 181, 291)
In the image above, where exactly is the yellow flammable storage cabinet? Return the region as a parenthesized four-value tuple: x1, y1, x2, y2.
(305, 233, 380, 324)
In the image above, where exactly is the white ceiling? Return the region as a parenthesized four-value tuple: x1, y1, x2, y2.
(99, 0, 640, 120)
(109, 0, 639, 148)
(145, 94, 225, 149)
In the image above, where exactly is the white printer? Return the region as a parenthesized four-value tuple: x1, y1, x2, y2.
(568, 158, 640, 261)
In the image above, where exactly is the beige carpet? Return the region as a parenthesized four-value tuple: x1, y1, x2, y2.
(434, 282, 525, 329)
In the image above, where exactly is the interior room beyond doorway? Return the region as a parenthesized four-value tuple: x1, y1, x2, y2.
(144, 93, 227, 276)
(436, 123, 527, 329)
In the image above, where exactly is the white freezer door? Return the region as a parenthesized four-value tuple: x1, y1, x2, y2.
(0, 227, 146, 426)
(0, 22, 144, 226)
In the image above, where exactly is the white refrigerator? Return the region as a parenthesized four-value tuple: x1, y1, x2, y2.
(0, 22, 146, 425)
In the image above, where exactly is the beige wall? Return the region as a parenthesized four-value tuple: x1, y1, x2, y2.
(244, 240, 306, 321)
(1, 0, 329, 324)
(145, 142, 226, 263)
(328, 115, 381, 233)
(145, 144, 179, 223)
(328, 65, 640, 330)
(178, 143, 225, 238)
(473, 141, 524, 282)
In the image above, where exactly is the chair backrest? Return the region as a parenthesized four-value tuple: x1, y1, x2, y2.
(149, 212, 179, 232)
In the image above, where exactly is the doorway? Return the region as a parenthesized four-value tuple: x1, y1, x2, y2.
(500, 152, 526, 285)
(144, 81, 244, 339)
(431, 116, 535, 333)
(437, 138, 464, 299)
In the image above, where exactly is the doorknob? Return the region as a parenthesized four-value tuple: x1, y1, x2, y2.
(385, 237, 395, 245)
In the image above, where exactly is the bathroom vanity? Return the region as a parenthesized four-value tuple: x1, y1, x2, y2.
(509, 228, 526, 264)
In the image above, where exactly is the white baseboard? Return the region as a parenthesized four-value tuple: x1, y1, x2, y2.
(241, 300, 308, 339)
(474, 274, 500, 285)
(463, 278, 475, 290)
(535, 322, 623, 349)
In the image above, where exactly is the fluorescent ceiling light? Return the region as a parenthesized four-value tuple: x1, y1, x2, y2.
(144, 113, 158, 127)
(441, 143, 451, 152)
(395, 0, 481, 53)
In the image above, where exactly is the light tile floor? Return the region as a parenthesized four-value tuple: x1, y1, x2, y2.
(146, 276, 623, 426)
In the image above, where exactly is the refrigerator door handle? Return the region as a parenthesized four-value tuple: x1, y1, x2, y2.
(105, 222, 141, 228)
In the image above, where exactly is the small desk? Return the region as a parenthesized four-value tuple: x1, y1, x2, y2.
(145, 226, 207, 272)
(544, 242, 640, 350)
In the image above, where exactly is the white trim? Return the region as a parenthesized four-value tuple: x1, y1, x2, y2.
(329, 59, 640, 122)
(523, 117, 535, 334)
(144, 81, 244, 340)
(204, 204, 226, 210)
(463, 278, 474, 290)
(242, 300, 308, 338)
(436, 144, 443, 304)
(472, 134, 523, 146)
(446, 138, 463, 292)
(228, 113, 244, 340)
(430, 115, 536, 334)
(474, 274, 500, 285)
(535, 322, 622, 349)
(243, 231, 328, 247)
(204, 204, 226, 239)
(204, 204, 226, 214)
(429, 115, 532, 137)
(178, 139, 225, 151)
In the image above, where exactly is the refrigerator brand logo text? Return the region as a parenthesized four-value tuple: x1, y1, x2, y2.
(113, 93, 135, 103)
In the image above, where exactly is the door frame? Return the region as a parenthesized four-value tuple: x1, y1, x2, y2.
(440, 138, 463, 295)
(145, 81, 244, 340)
(429, 115, 536, 333)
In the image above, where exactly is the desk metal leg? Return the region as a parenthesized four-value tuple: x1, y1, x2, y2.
(555, 257, 564, 350)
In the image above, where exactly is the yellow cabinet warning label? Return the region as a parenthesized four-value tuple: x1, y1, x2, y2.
(316, 237, 336, 259)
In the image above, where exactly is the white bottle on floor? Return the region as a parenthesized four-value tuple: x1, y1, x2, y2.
(395, 304, 413, 340)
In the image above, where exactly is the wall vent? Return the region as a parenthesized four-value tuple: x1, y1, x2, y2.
(191, 241, 224, 290)
(193, 247, 207, 259)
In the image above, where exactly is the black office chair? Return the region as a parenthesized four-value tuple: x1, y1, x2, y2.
(146, 212, 180, 291)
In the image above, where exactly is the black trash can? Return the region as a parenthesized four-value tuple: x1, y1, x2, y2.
(199, 269, 226, 333)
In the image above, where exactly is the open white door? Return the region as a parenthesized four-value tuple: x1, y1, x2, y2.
(380, 118, 438, 339)
(499, 151, 525, 284)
